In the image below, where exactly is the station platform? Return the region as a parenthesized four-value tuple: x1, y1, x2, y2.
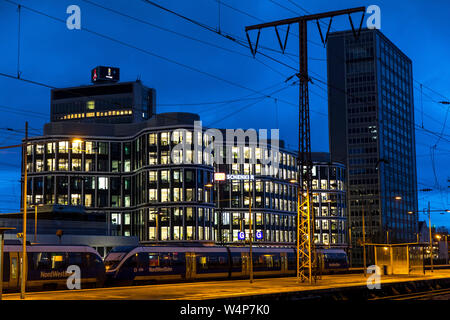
(4, 270, 450, 300)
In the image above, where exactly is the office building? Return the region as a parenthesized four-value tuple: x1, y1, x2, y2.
(21, 68, 348, 248)
(327, 29, 418, 264)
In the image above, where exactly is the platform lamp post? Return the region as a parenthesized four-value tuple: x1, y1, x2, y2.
(205, 182, 216, 243)
(21, 122, 28, 300)
(31, 204, 44, 244)
(0, 227, 15, 300)
(248, 177, 254, 284)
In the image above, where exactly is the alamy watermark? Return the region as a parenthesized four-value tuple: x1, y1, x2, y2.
(66, 264, 81, 289)
(366, 5, 381, 30)
(66, 5, 81, 30)
(169, 121, 281, 176)
(366, 265, 381, 290)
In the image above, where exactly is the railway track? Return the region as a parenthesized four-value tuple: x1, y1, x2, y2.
(370, 287, 450, 300)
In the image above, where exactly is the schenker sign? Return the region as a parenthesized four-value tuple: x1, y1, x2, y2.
(214, 173, 254, 181)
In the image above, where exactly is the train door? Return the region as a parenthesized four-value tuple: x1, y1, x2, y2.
(8, 252, 19, 291)
(280, 253, 288, 273)
(241, 252, 250, 277)
(185, 252, 196, 280)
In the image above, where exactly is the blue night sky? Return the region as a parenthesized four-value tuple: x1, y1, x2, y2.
(0, 0, 449, 228)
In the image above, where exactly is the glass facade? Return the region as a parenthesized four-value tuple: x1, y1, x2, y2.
(23, 127, 346, 247)
(328, 29, 418, 264)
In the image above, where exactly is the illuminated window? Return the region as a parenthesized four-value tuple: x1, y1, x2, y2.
(186, 188, 194, 201)
(172, 150, 182, 164)
(149, 189, 157, 202)
(149, 133, 158, 146)
(87, 101, 95, 110)
(161, 151, 170, 164)
(160, 170, 170, 183)
(173, 226, 182, 240)
(148, 228, 156, 240)
(35, 144, 44, 154)
(71, 158, 82, 171)
(161, 132, 170, 146)
(172, 130, 182, 144)
(173, 170, 182, 183)
(186, 226, 194, 240)
(72, 141, 83, 154)
(58, 158, 68, 171)
(85, 159, 93, 171)
(149, 171, 157, 182)
(98, 177, 108, 190)
(71, 194, 81, 205)
(58, 141, 68, 153)
(161, 188, 170, 202)
(124, 160, 131, 172)
(149, 152, 157, 165)
(46, 143, 55, 154)
(186, 131, 193, 144)
(173, 188, 183, 201)
(57, 195, 68, 205)
(46, 158, 55, 171)
(111, 213, 121, 225)
(161, 227, 169, 241)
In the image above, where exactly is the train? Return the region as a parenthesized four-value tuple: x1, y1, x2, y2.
(1, 242, 348, 291)
(1, 241, 106, 292)
(104, 245, 349, 285)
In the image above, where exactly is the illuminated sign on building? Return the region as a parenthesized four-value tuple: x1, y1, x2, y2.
(91, 66, 120, 83)
(226, 174, 254, 181)
(256, 231, 263, 240)
(214, 172, 226, 181)
(213, 173, 255, 181)
(238, 231, 245, 240)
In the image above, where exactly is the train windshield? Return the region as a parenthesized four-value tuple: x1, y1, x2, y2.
(323, 252, 348, 263)
(104, 246, 136, 270)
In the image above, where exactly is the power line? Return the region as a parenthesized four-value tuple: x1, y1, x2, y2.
(80, 0, 288, 78)
(3, 0, 281, 98)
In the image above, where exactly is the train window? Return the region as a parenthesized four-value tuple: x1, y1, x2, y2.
(148, 253, 159, 267)
(199, 256, 208, 270)
(273, 255, 281, 268)
(11, 257, 18, 279)
(264, 255, 273, 268)
(160, 253, 172, 267)
(3, 253, 9, 282)
(123, 255, 137, 268)
(68, 253, 83, 266)
(51, 253, 67, 269)
(171, 252, 184, 267)
(231, 255, 241, 268)
(197, 253, 228, 271)
(34, 252, 52, 269)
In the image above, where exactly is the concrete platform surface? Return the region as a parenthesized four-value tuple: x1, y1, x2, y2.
(3, 270, 450, 300)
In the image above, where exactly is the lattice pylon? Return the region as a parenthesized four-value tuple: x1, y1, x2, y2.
(297, 188, 312, 284)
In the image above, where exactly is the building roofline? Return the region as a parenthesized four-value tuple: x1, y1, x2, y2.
(328, 28, 412, 63)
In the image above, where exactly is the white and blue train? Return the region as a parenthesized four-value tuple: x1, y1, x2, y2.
(104, 245, 349, 285)
(1, 242, 106, 292)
